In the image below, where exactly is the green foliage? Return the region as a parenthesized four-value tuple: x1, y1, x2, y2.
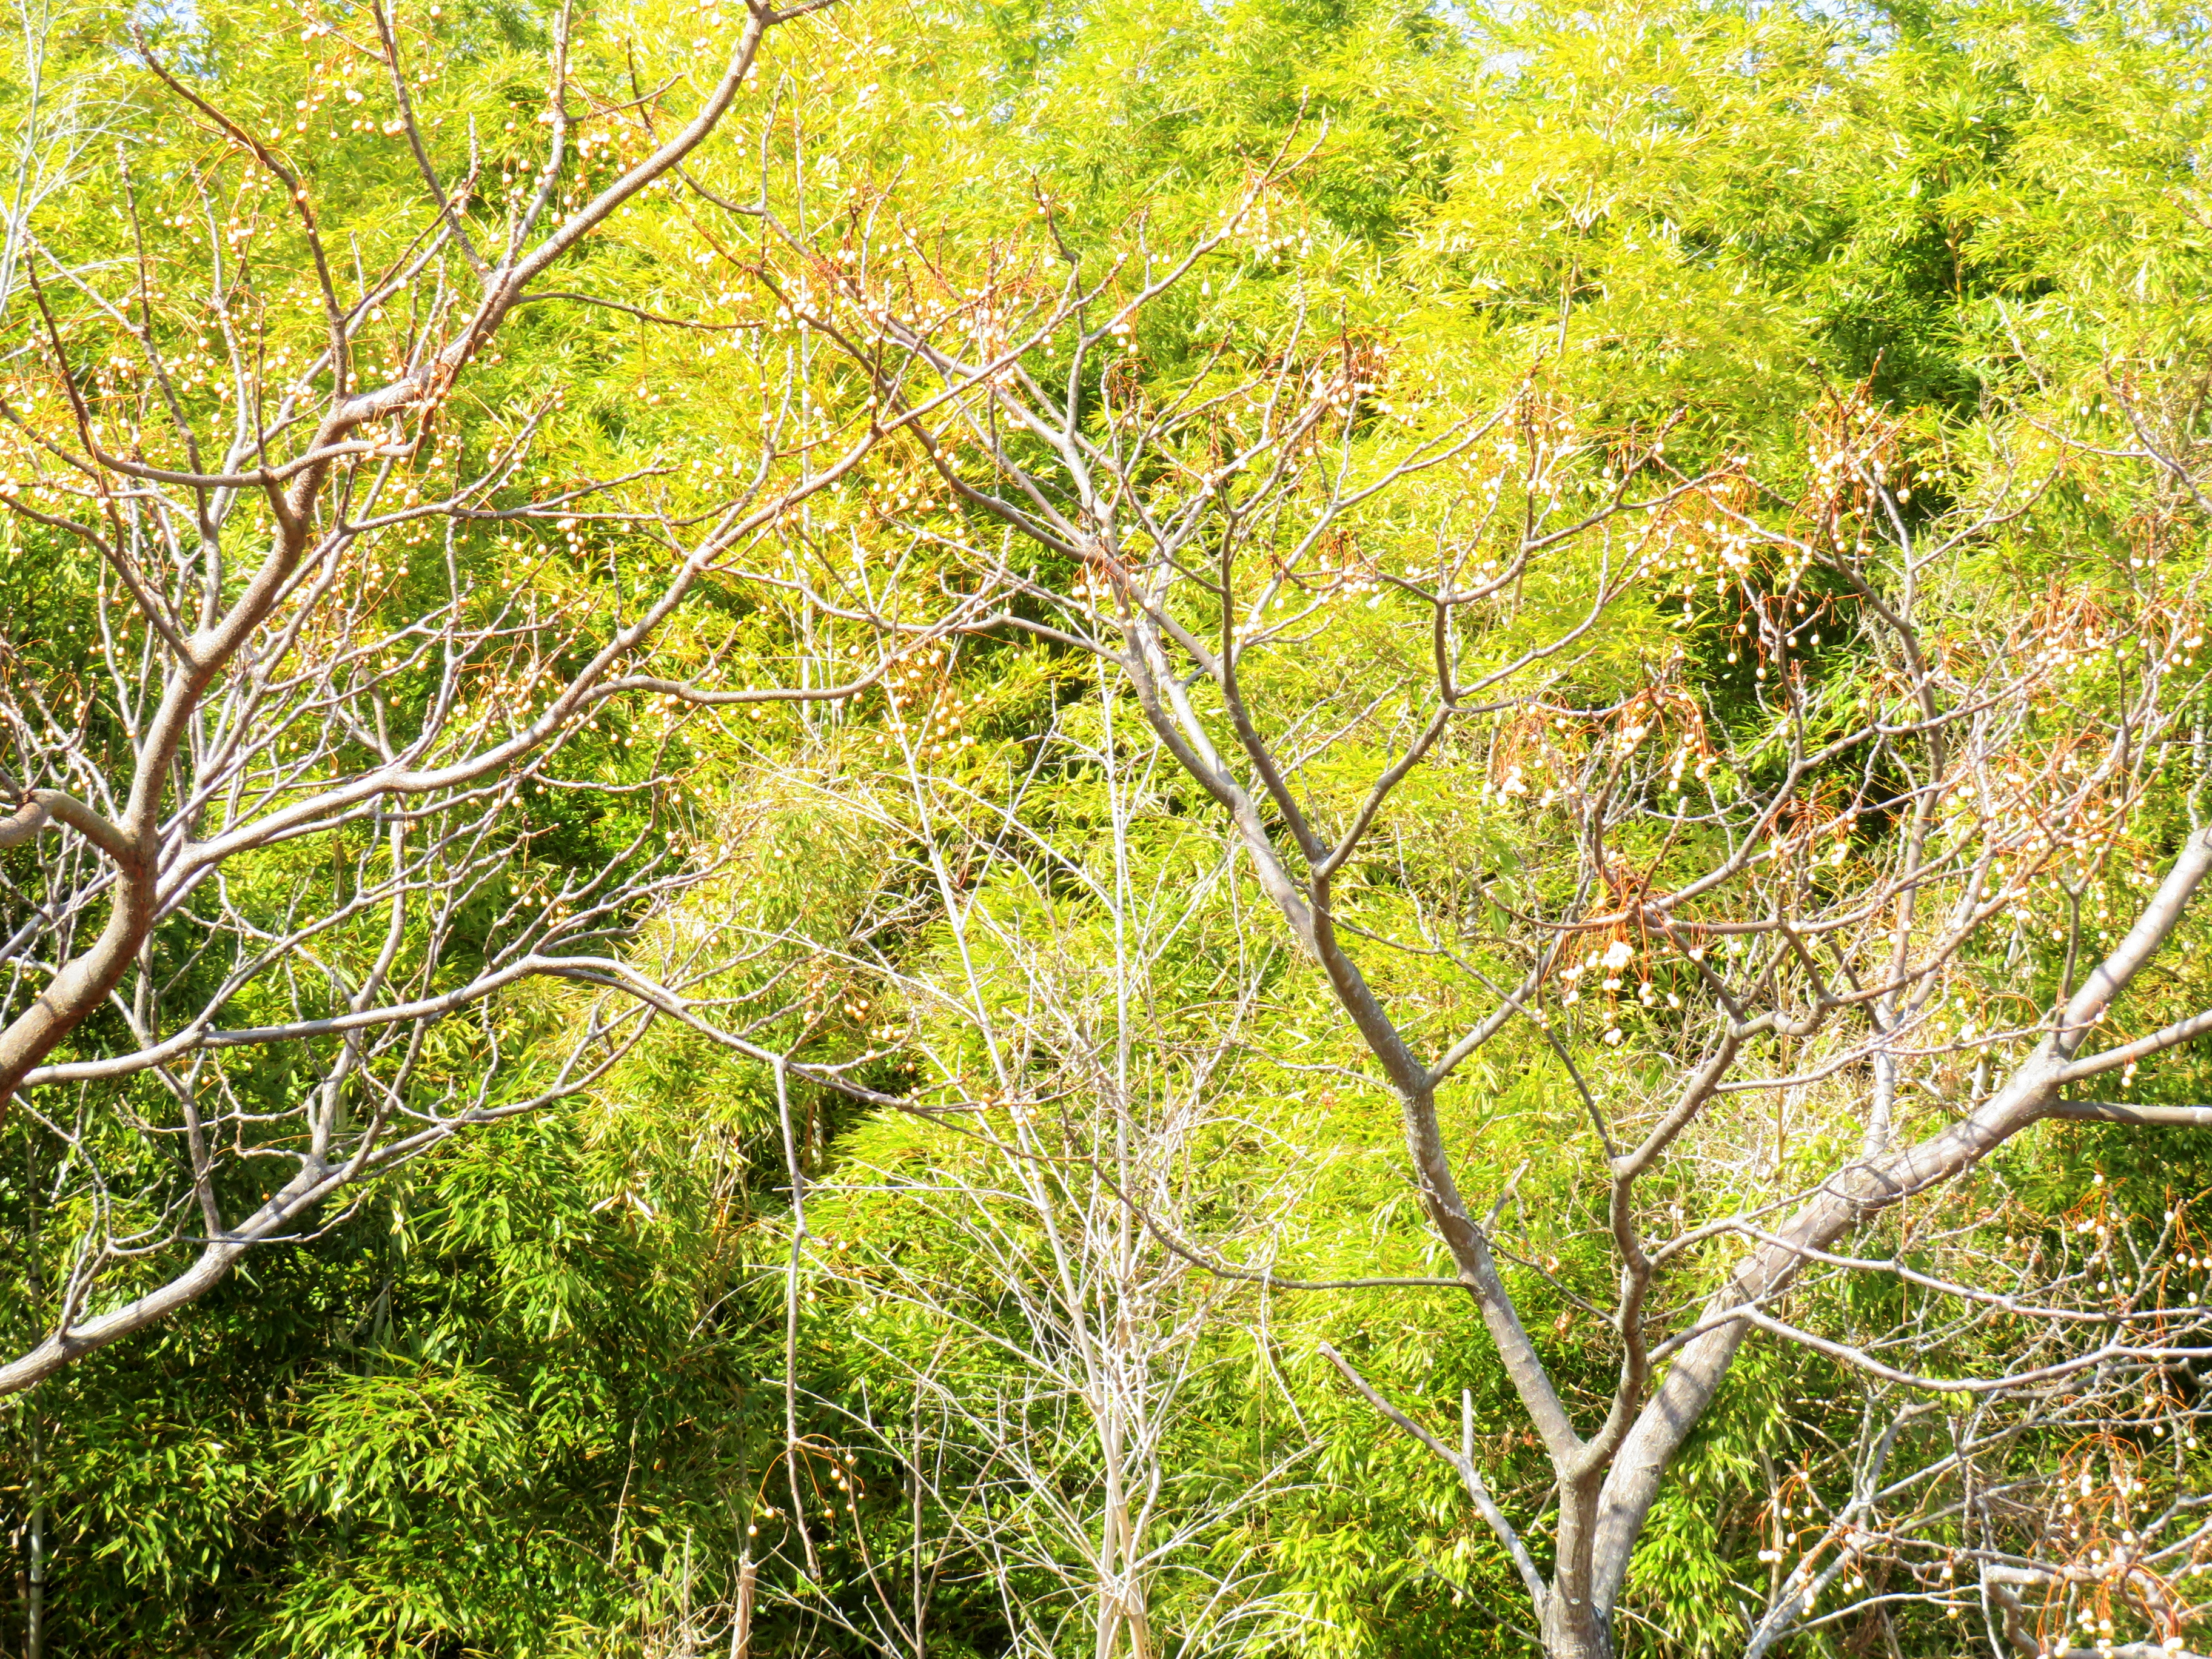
(4, 0, 2211, 1651)
(2, 1107, 783, 1657)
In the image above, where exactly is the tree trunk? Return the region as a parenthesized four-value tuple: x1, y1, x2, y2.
(1543, 1483, 1615, 1659)
(25, 1412, 42, 1659)
(1539, 1597, 1614, 1659)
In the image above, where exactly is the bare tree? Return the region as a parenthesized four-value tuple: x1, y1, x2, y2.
(1720, 1173, 2212, 1658)
(722, 183, 2212, 1657)
(0, 0, 972, 1393)
(13, 3, 2208, 1651)
(637, 662, 1326, 1659)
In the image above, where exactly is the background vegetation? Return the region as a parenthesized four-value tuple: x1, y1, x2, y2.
(1, 0, 2208, 1651)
